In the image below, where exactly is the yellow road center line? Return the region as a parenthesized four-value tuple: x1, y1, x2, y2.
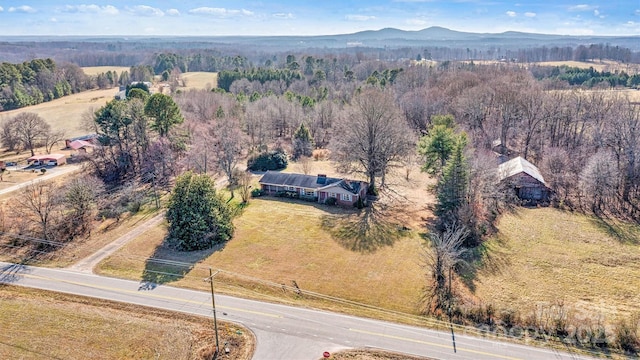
(349, 328, 523, 360)
(15, 273, 282, 318)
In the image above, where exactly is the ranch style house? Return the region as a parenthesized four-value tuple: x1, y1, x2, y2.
(258, 171, 368, 207)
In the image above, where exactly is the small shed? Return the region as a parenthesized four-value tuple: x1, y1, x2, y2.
(498, 156, 550, 202)
(27, 154, 66, 166)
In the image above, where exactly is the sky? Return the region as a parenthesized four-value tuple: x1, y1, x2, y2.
(0, 1, 638, 37)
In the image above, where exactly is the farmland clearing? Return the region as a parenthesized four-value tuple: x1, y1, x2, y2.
(470, 207, 640, 323)
(0, 285, 253, 360)
(0, 88, 116, 138)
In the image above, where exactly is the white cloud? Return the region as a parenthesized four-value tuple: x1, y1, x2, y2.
(127, 5, 164, 17)
(506, 11, 517, 17)
(568, 4, 596, 12)
(9, 6, 36, 14)
(166, 8, 180, 16)
(63, 5, 119, 15)
(273, 12, 294, 19)
(406, 18, 428, 26)
(50, 17, 57, 22)
(524, 12, 536, 18)
(345, 14, 376, 21)
(635, 9, 640, 15)
(0, 6, 3, 12)
(188, 7, 254, 17)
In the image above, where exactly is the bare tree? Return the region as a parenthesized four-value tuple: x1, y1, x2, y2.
(422, 225, 469, 316)
(299, 156, 313, 175)
(235, 169, 253, 204)
(12, 182, 61, 244)
(580, 151, 620, 213)
(330, 87, 413, 194)
(214, 117, 246, 183)
(43, 129, 66, 154)
(9, 112, 51, 156)
(62, 176, 104, 237)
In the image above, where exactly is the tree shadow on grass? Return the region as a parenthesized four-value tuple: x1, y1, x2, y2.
(589, 213, 640, 245)
(454, 233, 513, 294)
(320, 201, 410, 253)
(138, 240, 225, 291)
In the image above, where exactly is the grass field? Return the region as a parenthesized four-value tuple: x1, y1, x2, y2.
(0, 88, 116, 138)
(81, 66, 131, 76)
(471, 207, 640, 324)
(94, 161, 433, 316)
(97, 197, 426, 314)
(181, 72, 218, 90)
(0, 285, 253, 360)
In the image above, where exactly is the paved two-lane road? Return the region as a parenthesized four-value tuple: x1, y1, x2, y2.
(0, 261, 598, 360)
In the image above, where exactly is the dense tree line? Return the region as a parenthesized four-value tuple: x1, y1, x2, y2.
(531, 65, 640, 88)
(514, 43, 637, 63)
(217, 68, 302, 92)
(0, 59, 91, 110)
(153, 52, 249, 74)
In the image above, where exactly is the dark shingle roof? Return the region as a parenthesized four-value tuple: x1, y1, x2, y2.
(259, 171, 362, 194)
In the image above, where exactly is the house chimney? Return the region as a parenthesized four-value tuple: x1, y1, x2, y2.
(318, 174, 326, 178)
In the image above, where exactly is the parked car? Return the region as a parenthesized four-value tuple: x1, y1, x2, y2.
(5, 161, 17, 166)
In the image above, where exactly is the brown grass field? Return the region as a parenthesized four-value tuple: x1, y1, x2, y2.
(324, 349, 433, 360)
(96, 162, 434, 317)
(0, 88, 116, 138)
(181, 72, 218, 90)
(471, 207, 640, 324)
(0, 285, 254, 360)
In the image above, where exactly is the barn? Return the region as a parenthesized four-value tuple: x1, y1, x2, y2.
(498, 156, 550, 203)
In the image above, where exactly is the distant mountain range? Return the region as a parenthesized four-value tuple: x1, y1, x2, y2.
(1, 26, 639, 53)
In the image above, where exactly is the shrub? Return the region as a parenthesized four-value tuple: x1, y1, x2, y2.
(325, 197, 337, 206)
(251, 188, 264, 197)
(615, 314, 640, 354)
(354, 197, 365, 209)
(247, 150, 288, 171)
(312, 149, 329, 161)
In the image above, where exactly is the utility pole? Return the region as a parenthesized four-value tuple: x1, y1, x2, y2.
(205, 268, 220, 359)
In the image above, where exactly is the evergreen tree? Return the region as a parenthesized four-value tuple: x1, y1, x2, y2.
(292, 122, 314, 160)
(144, 93, 184, 137)
(166, 172, 234, 251)
(435, 134, 469, 221)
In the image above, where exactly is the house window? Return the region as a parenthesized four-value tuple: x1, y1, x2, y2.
(329, 192, 337, 198)
(287, 186, 296, 191)
(341, 193, 352, 202)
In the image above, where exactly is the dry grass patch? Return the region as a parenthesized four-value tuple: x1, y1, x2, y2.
(323, 348, 433, 360)
(0, 88, 117, 138)
(97, 196, 426, 315)
(81, 66, 131, 76)
(97, 161, 435, 319)
(181, 72, 218, 90)
(0, 285, 253, 360)
(0, 199, 161, 268)
(471, 207, 640, 324)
